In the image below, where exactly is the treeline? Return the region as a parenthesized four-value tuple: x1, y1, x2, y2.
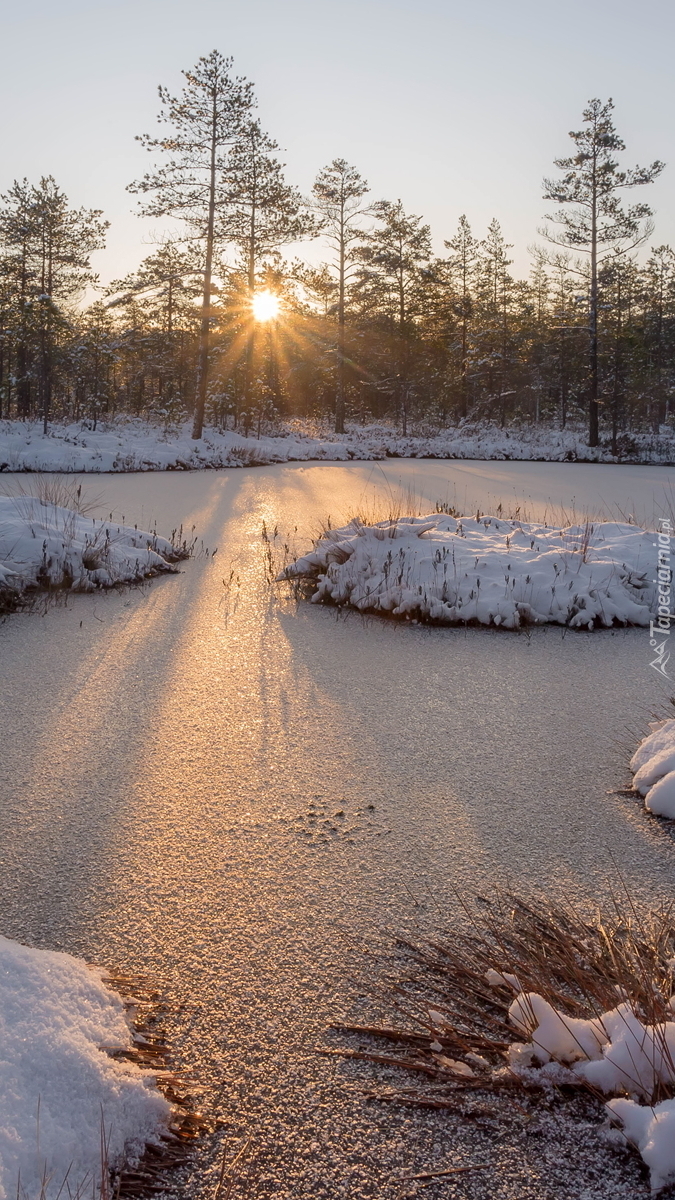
(0, 54, 672, 449)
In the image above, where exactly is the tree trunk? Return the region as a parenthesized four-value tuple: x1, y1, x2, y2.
(41, 314, 52, 435)
(192, 88, 218, 440)
(460, 312, 468, 420)
(243, 134, 258, 419)
(588, 167, 599, 447)
(335, 199, 346, 433)
(611, 271, 622, 457)
(16, 341, 30, 419)
(653, 271, 665, 434)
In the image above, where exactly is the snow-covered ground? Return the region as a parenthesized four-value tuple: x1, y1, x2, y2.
(0, 417, 673, 472)
(0, 491, 185, 605)
(497, 979, 675, 1192)
(282, 513, 657, 629)
(0, 935, 170, 1200)
(630, 719, 675, 818)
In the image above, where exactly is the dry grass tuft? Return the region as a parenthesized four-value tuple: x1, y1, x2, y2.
(98, 969, 209, 1199)
(325, 891, 675, 1108)
(0, 474, 101, 516)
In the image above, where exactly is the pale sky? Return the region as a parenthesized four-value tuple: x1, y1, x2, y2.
(2, 0, 673, 286)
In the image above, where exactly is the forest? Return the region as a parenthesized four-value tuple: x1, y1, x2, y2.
(0, 51, 671, 451)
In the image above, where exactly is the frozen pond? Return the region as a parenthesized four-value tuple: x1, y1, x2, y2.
(0, 459, 674, 1198)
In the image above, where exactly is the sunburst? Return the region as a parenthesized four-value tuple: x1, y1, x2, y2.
(251, 290, 280, 322)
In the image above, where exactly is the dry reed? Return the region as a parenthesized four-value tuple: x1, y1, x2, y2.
(325, 890, 675, 1109)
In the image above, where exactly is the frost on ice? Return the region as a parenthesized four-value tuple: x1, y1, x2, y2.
(0, 935, 170, 1200)
(282, 513, 656, 629)
(630, 720, 675, 818)
(0, 493, 185, 603)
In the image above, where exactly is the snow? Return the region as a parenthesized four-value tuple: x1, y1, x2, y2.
(0, 935, 170, 1200)
(0, 493, 183, 604)
(508, 993, 607, 1063)
(485, 968, 522, 990)
(576, 1005, 675, 1097)
(504, 984, 675, 1191)
(281, 513, 657, 629)
(630, 720, 675, 818)
(0, 417, 673, 472)
(607, 1099, 675, 1193)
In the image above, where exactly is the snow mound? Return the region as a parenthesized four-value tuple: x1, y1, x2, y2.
(508, 992, 607, 1063)
(0, 417, 673, 473)
(281, 514, 656, 629)
(505, 986, 675, 1191)
(0, 494, 184, 603)
(0, 935, 170, 1200)
(630, 721, 675, 818)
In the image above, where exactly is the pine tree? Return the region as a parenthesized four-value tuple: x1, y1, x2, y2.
(107, 243, 202, 418)
(356, 200, 432, 433)
(312, 160, 370, 432)
(0, 177, 107, 429)
(475, 220, 517, 425)
(542, 98, 664, 446)
(547, 252, 581, 428)
(0, 180, 37, 418)
(599, 249, 639, 453)
(294, 263, 339, 317)
(641, 246, 675, 432)
(443, 215, 478, 418)
(129, 51, 254, 438)
(31, 177, 108, 431)
(69, 303, 117, 427)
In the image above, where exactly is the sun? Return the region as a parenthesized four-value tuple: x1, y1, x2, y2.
(251, 290, 281, 322)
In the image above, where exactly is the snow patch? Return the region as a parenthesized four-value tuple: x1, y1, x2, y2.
(608, 1098, 675, 1193)
(281, 513, 656, 629)
(0, 417, 674, 473)
(0, 494, 183, 603)
(630, 721, 675, 818)
(0, 935, 170, 1200)
(504, 985, 675, 1191)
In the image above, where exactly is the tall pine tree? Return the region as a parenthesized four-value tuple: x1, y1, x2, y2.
(542, 98, 663, 445)
(312, 160, 370, 432)
(129, 51, 254, 438)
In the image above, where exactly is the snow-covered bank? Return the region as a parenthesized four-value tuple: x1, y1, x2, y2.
(0, 417, 674, 472)
(0, 492, 187, 606)
(281, 513, 657, 629)
(0, 935, 170, 1200)
(630, 719, 675, 818)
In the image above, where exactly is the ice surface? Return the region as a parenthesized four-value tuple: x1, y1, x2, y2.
(0, 935, 170, 1200)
